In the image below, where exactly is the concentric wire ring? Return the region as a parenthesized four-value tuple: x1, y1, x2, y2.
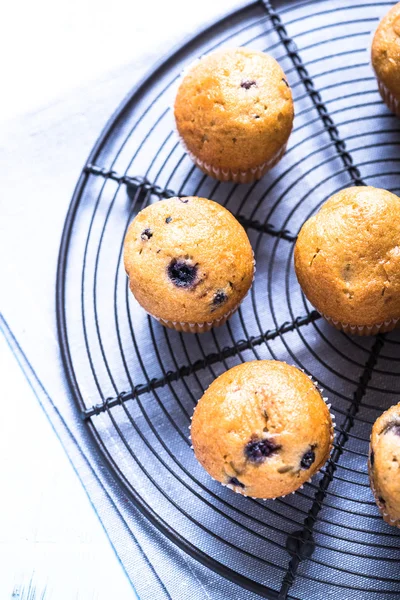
(57, 1, 400, 598)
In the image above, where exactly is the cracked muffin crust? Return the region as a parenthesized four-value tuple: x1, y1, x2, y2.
(294, 186, 400, 335)
(174, 48, 294, 183)
(372, 3, 400, 117)
(123, 196, 254, 333)
(369, 404, 400, 527)
(191, 361, 333, 499)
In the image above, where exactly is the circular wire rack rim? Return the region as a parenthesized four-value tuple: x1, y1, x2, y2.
(56, 1, 400, 599)
(56, 2, 282, 598)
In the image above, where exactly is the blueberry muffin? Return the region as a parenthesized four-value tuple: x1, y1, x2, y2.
(372, 3, 400, 117)
(174, 48, 294, 183)
(294, 186, 400, 335)
(369, 404, 400, 527)
(191, 361, 333, 499)
(123, 196, 254, 333)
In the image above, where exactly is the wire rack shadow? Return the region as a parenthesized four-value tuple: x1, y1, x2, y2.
(56, 1, 400, 598)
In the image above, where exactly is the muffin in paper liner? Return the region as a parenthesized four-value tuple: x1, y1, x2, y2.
(371, 3, 400, 118)
(171, 56, 287, 183)
(294, 186, 400, 338)
(124, 196, 255, 334)
(173, 48, 294, 184)
(321, 314, 399, 336)
(368, 404, 400, 528)
(190, 361, 334, 499)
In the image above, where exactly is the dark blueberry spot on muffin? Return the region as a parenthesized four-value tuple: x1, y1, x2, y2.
(254, 115, 260, 119)
(212, 290, 228, 307)
(245, 438, 280, 463)
(282, 78, 289, 87)
(300, 450, 316, 470)
(383, 423, 400, 436)
(228, 477, 245, 489)
(167, 258, 198, 288)
(165, 216, 172, 224)
(370, 450, 375, 467)
(179, 198, 189, 203)
(141, 228, 153, 241)
(378, 496, 386, 506)
(241, 79, 257, 89)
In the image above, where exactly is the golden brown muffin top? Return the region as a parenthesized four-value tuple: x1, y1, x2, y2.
(294, 186, 400, 326)
(372, 3, 400, 96)
(370, 403, 400, 525)
(124, 197, 254, 324)
(191, 361, 333, 499)
(174, 48, 294, 172)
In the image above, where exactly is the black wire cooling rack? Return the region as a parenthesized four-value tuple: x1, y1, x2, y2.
(56, 1, 400, 598)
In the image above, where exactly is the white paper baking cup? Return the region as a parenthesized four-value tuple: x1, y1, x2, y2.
(377, 79, 400, 117)
(321, 313, 399, 336)
(184, 142, 288, 184)
(151, 304, 238, 333)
